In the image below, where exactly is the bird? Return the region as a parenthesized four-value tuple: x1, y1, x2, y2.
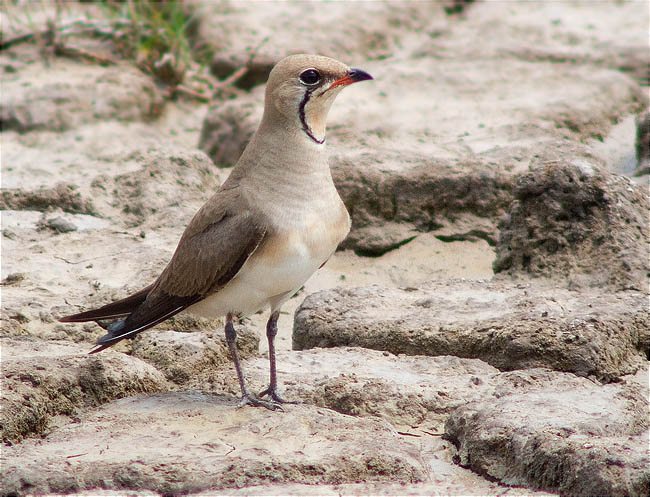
(59, 54, 373, 410)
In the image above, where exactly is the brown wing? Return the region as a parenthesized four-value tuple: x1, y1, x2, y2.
(80, 186, 267, 352)
(155, 204, 266, 297)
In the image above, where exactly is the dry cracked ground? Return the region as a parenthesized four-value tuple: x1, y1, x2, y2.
(1, 1, 649, 496)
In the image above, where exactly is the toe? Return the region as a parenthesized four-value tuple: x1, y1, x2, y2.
(239, 393, 284, 411)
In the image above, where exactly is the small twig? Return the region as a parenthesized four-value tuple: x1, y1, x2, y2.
(55, 43, 116, 65)
(173, 84, 210, 102)
(210, 36, 269, 95)
(214, 65, 248, 90)
(66, 453, 88, 459)
(421, 430, 444, 437)
(0, 18, 144, 52)
(397, 431, 422, 437)
(0, 32, 36, 50)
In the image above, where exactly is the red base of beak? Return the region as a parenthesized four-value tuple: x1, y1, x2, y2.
(330, 68, 374, 90)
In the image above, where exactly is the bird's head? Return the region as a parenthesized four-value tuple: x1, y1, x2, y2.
(263, 54, 373, 144)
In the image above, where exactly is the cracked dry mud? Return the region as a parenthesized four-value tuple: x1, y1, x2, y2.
(2, 1, 649, 496)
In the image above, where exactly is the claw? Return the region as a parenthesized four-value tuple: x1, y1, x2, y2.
(238, 393, 283, 411)
(258, 387, 299, 405)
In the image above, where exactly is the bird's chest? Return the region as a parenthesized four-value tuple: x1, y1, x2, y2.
(247, 201, 350, 293)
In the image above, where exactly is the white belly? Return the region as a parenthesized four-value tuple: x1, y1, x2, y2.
(185, 206, 350, 318)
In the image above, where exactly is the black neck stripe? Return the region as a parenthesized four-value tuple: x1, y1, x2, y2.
(298, 89, 325, 144)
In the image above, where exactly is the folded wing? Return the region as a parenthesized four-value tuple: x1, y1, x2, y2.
(59, 189, 267, 353)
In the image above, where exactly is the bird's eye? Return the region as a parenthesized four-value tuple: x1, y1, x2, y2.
(299, 68, 321, 86)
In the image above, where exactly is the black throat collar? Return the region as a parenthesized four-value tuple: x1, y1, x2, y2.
(298, 89, 325, 144)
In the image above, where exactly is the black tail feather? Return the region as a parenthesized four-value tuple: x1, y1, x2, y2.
(89, 342, 117, 354)
(59, 284, 153, 323)
(84, 293, 201, 354)
(87, 319, 127, 354)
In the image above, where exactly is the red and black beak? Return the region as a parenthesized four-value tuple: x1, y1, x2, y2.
(330, 68, 374, 90)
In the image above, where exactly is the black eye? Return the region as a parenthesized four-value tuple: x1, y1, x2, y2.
(299, 68, 321, 86)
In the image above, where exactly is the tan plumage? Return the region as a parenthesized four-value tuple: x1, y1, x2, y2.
(60, 54, 373, 409)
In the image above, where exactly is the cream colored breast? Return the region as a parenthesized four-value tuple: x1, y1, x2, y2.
(254, 198, 350, 285)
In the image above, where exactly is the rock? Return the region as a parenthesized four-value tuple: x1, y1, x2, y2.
(2, 121, 224, 231)
(130, 327, 258, 387)
(98, 148, 221, 228)
(2, 124, 227, 335)
(192, 2, 443, 84)
(0, 183, 96, 215)
(0, 61, 164, 132)
(242, 347, 499, 433)
(588, 114, 639, 177)
(40, 216, 78, 234)
(3, 2, 650, 495)
(194, 1, 648, 87)
(198, 87, 264, 167)
(194, 480, 549, 496)
(0, 393, 425, 495)
(1, 148, 225, 347)
(635, 110, 650, 176)
(340, 222, 419, 257)
(493, 160, 650, 291)
(445, 368, 650, 496)
(329, 148, 515, 247)
(1, 338, 169, 444)
(293, 280, 648, 381)
(1, 272, 26, 286)
(424, 0, 650, 86)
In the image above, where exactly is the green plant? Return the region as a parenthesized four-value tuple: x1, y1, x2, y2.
(99, 0, 201, 86)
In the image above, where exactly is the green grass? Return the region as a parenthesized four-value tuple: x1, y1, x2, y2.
(2, 0, 219, 98)
(99, 0, 209, 86)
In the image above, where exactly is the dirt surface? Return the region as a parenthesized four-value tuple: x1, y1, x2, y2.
(2, 1, 649, 495)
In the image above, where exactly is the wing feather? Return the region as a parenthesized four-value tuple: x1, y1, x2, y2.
(60, 183, 269, 353)
(59, 284, 154, 323)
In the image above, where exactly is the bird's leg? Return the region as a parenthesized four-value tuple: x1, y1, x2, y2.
(224, 313, 281, 411)
(259, 311, 297, 404)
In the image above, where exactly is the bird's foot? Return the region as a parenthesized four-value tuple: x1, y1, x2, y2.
(238, 393, 283, 411)
(258, 386, 299, 404)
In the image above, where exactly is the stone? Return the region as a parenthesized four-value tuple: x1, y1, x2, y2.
(445, 368, 650, 496)
(198, 87, 264, 167)
(98, 148, 222, 228)
(424, 0, 650, 86)
(0, 393, 425, 495)
(192, 1, 443, 83)
(493, 160, 649, 291)
(41, 216, 78, 234)
(293, 280, 648, 381)
(0, 183, 96, 215)
(0, 61, 164, 132)
(130, 327, 258, 387)
(1, 338, 168, 444)
(339, 222, 420, 257)
(2, 2, 649, 495)
(635, 109, 650, 176)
